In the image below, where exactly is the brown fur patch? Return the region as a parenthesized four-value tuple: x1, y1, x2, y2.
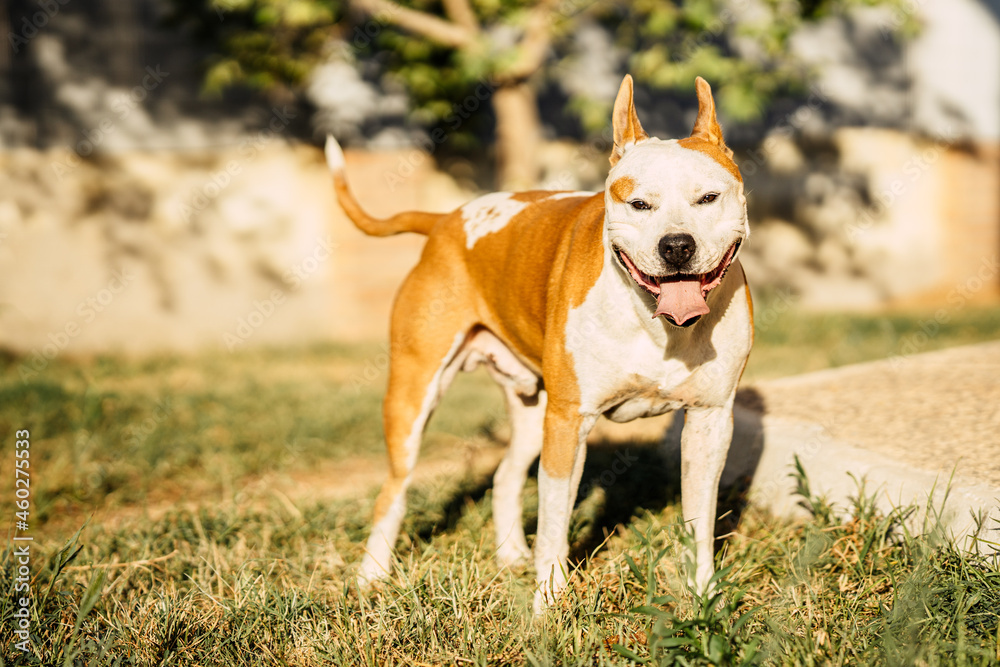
(510, 191, 561, 203)
(677, 137, 742, 183)
(608, 176, 636, 204)
(457, 193, 607, 479)
(368, 190, 609, 485)
(461, 193, 605, 373)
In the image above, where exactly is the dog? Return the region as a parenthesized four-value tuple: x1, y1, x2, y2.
(325, 75, 752, 613)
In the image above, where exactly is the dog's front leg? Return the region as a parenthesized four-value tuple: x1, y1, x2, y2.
(679, 400, 735, 595)
(533, 400, 596, 614)
(493, 388, 546, 567)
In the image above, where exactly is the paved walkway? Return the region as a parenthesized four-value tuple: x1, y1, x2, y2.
(707, 341, 1000, 550)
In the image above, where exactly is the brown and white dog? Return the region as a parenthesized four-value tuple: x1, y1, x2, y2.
(326, 75, 752, 612)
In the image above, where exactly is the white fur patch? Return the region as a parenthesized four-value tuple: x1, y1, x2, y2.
(403, 332, 467, 469)
(461, 192, 528, 249)
(546, 191, 595, 201)
(493, 388, 546, 565)
(533, 465, 573, 612)
(324, 134, 344, 172)
(358, 485, 408, 585)
(533, 430, 592, 614)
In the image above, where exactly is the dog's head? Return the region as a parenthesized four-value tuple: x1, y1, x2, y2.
(604, 75, 748, 328)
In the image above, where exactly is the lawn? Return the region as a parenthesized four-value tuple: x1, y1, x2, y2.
(1, 306, 999, 665)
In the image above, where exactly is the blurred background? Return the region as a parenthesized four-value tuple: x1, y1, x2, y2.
(3, 5, 999, 658)
(0, 0, 997, 353)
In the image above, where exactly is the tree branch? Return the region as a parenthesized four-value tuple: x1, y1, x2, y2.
(496, 0, 561, 84)
(441, 0, 480, 34)
(352, 0, 474, 49)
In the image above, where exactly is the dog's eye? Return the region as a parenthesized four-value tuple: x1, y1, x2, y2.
(698, 193, 719, 205)
(629, 200, 651, 211)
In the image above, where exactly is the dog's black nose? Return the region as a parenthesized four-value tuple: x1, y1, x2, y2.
(659, 233, 696, 267)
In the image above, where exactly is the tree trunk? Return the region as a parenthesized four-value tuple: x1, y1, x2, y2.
(492, 80, 542, 191)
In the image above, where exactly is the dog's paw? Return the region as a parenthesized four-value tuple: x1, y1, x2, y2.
(532, 584, 563, 617)
(356, 554, 391, 589)
(532, 566, 568, 617)
(495, 541, 532, 569)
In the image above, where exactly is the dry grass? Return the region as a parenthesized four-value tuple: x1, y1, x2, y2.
(1, 305, 999, 664)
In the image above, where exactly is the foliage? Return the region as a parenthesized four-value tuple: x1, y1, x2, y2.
(166, 0, 916, 140)
(614, 524, 760, 665)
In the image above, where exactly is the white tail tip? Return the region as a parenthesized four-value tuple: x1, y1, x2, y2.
(324, 134, 345, 172)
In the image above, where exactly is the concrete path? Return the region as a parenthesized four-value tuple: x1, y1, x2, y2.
(671, 341, 1000, 551)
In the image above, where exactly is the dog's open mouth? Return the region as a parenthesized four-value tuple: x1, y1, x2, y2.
(615, 241, 740, 327)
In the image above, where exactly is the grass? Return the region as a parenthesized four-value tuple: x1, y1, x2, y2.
(1, 305, 999, 665)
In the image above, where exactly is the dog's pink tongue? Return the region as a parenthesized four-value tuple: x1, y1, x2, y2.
(654, 279, 710, 324)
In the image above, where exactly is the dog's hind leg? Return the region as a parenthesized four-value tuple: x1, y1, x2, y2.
(457, 328, 544, 568)
(357, 276, 473, 587)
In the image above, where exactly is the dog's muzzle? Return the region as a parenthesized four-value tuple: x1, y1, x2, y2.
(615, 241, 741, 327)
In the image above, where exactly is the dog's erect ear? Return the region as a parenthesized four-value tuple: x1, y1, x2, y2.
(610, 74, 649, 166)
(689, 77, 733, 159)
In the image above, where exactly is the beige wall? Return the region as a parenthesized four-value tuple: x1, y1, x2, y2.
(0, 144, 466, 358)
(837, 129, 999, 305)
(0, 134, 996, 358)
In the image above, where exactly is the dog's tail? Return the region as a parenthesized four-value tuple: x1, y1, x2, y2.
(325, 135, 440, 237)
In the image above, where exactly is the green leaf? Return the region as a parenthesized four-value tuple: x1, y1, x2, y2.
(611, 643, 647, 662)
(624, 553, 643, 581)
(631, 604, 673, 619)
(75, 569, 107, 630)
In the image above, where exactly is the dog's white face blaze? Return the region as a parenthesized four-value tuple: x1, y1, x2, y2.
(461, 192, 528, 248)
(606, 139, 748, 279)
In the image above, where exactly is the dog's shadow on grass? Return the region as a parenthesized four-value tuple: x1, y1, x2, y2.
(563, 442, 682, 562)
(404, 387, 766, 563)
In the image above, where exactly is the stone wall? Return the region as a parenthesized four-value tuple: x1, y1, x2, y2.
(0, 132, 997, 358)
(739, 129, 1000, 309)
(0, 143, 468, 359)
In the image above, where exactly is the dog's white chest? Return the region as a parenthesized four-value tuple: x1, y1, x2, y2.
(566, 298, 688, 415)
(564, 265, 749, 421)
